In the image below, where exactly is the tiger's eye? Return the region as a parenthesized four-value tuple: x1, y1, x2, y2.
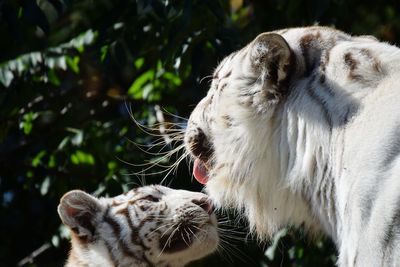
(141, 195, 160, 202)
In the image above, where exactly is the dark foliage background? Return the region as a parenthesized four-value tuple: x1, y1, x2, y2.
(1, 0, 399, 266)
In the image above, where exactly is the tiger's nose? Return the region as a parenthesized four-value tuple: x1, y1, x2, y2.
(192, 197, 214, 215)
(185, 127, 213, 161)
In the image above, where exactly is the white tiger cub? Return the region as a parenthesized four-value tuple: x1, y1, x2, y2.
(58, 185, 219, 267)
(184, 26, 400, 266)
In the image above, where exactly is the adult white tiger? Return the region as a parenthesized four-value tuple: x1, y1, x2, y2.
(184, 26, 400, 267)
(58, 185, 218, 267)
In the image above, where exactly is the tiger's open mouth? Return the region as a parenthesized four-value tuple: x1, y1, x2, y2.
(159, 224, 201, 253)
(193, 158, 210, 184)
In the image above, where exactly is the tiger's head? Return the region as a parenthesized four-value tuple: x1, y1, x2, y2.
(184, 27, 352, 238)
(58, 185, 218, 267)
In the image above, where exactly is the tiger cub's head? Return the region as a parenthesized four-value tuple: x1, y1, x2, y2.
(58, 185, 219, 267)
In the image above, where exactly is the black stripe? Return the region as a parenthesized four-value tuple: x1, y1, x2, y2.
(104, 207, 121, 237)
(361, 186, 379, 224)
(221, 70, 232, 79)
(353, 251, 358, 266)
(103, 207, 141, 260)
(103, 238, 120, 266)
(326, 168, 337, 230)
(306, 85, 333, 129)
(299, 32, 321, 76)
(381, 126, 400, 168)
(382, 203, 400, 255)
(116, 207, 141, 246)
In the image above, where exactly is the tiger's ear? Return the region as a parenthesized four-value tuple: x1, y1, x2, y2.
(58, 190, 102, 239)
(249, 33, 293, 89)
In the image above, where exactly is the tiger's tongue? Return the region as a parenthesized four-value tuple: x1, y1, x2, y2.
(193, 159, 209, 185)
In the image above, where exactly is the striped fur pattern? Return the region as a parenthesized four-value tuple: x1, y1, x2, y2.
(58, 185, 218, 267)
(184, 26, 400, 266)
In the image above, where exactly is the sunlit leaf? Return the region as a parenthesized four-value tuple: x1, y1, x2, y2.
(19, 112, 38, 135)
(48, 155, 56, 168)
(0, 69, 14, 87)
(51, 235, 60, 247)
(32, 150, 47, 167)
(163, 72, 182, 86)
(66, 128, 84, 146)
(128, 70, 155, 99)
(107, 161, 117, 171)
(58, 136, 70, 150)
(118, 126, 128, 137)
(134, 58, 145, 69)
(66, 56, 80, 73)
(40, 176, 51, 195)
(142, 83, 154, 100)
(66, 29, 98, 53)
(265, 228, 287, 260)
(0, 30, 96, 87)
(70, 150, 95, 165)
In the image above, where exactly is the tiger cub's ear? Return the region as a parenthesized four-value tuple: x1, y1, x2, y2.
(58, 190, 102, 239)
(249, 33, 293, 96)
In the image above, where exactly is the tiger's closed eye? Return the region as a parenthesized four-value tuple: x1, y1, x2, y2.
(140, 195, 161, 202)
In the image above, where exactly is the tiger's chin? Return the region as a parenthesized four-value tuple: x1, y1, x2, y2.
(157, 215, 219, 264)
(194, 160, 242, 209)
(203, 163, 318, 240)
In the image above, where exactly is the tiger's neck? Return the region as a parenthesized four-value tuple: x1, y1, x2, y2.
(65, 235, 148, 267)
(280, 76, 344, 243)
(65, 234, 188, 267)
(65, 236, 116, 267)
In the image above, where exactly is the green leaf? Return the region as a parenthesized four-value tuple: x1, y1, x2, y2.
(288, 246, 296, 259)
(59, 225, 70, 239)
(66, 30, 98, 53)
(58, 136, 70, 150)
(101, 45, 109, 62)
(163, 72, 182, 86)
(66, 56, 80, 73)
(32, 150, 47, 167)
(128, 70, 155, 99)
(47, 69, 61, 86)
(47, 56, 67, 70)
(66, 128, 84, 146)
(265, 228, 287, 260)
(142, 83, 154, 100)
(107, 161, 117, 171)
(19, 112, 38, 135)
(0, 69, 14, 87)
(0, 30, 96, 87)
(297, 247, 304, 259)
(40, 176, 51, 195)
(134, 58, 144, 69)
(18, 7, 23, 18)
(118, 126, 128, 137)
(70, 150, 95, 165)
(51, 235, 60, 247)
(48, 155, 56, 168)
(26, 170, 34, 178)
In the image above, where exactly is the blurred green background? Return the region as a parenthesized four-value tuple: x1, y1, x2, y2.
(1, 0, 400, 266)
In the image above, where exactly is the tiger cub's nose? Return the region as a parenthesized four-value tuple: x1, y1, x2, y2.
(192, 197, 214, 215)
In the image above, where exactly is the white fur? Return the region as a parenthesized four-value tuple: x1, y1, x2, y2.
(185, 26, 400, 266)
(59, 185, 219, 267)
